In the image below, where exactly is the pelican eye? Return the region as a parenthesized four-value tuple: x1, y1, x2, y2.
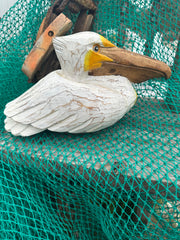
(93, 44, 100, 52)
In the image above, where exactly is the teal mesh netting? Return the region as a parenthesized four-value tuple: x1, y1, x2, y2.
(0, 0, 180, 239)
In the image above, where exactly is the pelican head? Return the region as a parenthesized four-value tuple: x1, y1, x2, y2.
(53, 31, 171, 83)
(53, 31, 115, 80)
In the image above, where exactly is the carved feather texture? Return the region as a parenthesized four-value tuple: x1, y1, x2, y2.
(4, 32, 137, 136)
(4, 70, 136, 136)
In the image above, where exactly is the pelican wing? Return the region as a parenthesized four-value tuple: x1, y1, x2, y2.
(4, 71, 122, 136)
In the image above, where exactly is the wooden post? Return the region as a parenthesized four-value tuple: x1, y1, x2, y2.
(22, 14, 72, 82)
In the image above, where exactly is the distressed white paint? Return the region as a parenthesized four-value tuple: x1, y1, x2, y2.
(0, 0, 17, 17)
(4, 32, 137, 136)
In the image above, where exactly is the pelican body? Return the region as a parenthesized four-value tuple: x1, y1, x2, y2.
(4, 32, 171, 136)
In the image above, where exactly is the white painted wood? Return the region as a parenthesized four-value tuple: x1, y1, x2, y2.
(4, 32, 137, 136)
(0, 0, 17, 17)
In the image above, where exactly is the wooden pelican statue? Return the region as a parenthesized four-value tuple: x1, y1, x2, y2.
(4, 32, 171, 136)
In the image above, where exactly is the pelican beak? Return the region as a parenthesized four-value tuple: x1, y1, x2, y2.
(90, 47, 171, 83)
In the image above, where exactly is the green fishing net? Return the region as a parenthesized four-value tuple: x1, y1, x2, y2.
(0, 0, 179, 239)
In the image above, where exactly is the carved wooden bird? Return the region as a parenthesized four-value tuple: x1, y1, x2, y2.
(4, 32, 171, 136)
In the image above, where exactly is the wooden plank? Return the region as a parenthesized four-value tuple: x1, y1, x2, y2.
(73, 10, 94, 33)
(22, 13, 72, 81)
(0, 99, 179, 199)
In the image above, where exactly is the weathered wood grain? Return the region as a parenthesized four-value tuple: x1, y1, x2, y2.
(0, 99, 179, 199)
(73, 10, 94, 33)
(22, 13, 72, 81)
(91, 48, 172, 83)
